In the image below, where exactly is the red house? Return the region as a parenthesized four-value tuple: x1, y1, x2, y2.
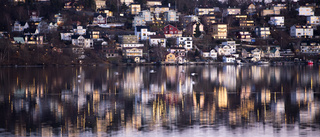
(163, 24, 182, 38)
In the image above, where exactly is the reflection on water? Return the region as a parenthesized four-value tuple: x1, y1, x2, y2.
(0, 65, 320, 136)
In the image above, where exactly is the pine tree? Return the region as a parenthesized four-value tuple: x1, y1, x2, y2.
(194, 23, 201, 38)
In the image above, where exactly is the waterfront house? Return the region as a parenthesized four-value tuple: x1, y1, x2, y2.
(223, 56, 236, 63)
(290, 25, 313, 38)
(222, 41, 237, 54)
(300, 41, 320, 53)
(215, 45, 231, 56)
(202, 49, 217, 59)
(163, 24, 182, 38)
(123, 47, 143, 58)
(165, 53, 176, 63)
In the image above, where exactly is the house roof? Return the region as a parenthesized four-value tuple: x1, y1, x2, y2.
(94, 13, 107, 17)
(150, 35, 166, 39)
(136, 26, 149, 31)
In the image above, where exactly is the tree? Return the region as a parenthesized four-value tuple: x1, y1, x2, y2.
(194, 23, 201, 38)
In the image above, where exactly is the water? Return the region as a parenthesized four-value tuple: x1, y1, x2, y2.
(0, 65, 319, 137)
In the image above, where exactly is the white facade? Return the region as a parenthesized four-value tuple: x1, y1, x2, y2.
(222, 41, 236, 54)
(307, 16, 320, 25)
(296, 7, 314, 16)
(60, 32, 74, 41)
(135, 26, 156, 40)
(95, 0, 106, 10)
(120, 0, 134, 6)
(223, 56, 235, 63)
(121, 43, 144, 48)
(73, 26, 86, 35)
(164, 10, 179, 22)
(215, 45, 231, 55)
(223, 8, 241, 17)
(149, 37, 166, 47)
(269, 16, 284, 27)
(177, 37, 193, 51)
(138, 10, 154, 22)
(13, 21, 29, 32)
(132, 16, 146, 27)
(290, 25, 313, 38)
(72, 36, 93, 49)
(195, 7, 216, 16)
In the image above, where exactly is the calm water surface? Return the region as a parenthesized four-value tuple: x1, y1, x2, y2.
(0, 65, 319, 137)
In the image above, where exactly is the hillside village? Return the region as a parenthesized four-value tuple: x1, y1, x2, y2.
(1, 0, 320, 65)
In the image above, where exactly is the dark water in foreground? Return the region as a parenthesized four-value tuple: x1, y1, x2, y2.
(0, 65, 319, 137)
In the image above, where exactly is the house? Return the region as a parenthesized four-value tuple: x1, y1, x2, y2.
(177, 37, 193, 51)
(97, 9, 113, 17)
(71, 35, 93, 49)
(165, 53, 176, 63)
(149, 35, 167, 47)
(93, 13, 107, 25)
(269, 16, 284, 27)
(135, 26, 156, 40)
(29, 10, 42, 22)
(212, 23, 227, 39)
(201, 15, 217, 27)
(264, 47, 281, 58)
(223, 8, 241, 17)
(235, 31, 251, 42)
(129, 3, 141, 15)
(138, 10, 154, 22)
(195, 7, 217, 16)
(186, 22, 204, 36)
(222, 41, 237, 54)
(90, 30, 100, 39)
(150, 6, 170, 14)
(95, 0, 106, 10)
(215, 45, 231, 55)
(23, 28, 39, 36)
(296, 7, 314, 16)
(73, 25, 86, 35)
(290, 25, 313, 38)
(132, 16, 146, 27)
(146, 0, 162, 7)
(164, 10, 179, 22)
(247, 3, 256, 14)
(102, 44, 119, 58)
(255, 27, 271, 38)
(273, 4, 286, 13)
(233, 15, 247, 21)
(13, 37, 25, 44)
(60, 32, 74, 41)
(223, 56, 236, 63)
(307, 16, 320, 26)
(123, 47, 143, 58)
(24, 35, 43, 45)
(300, 41, 320, 53)
(13, 21, 29, 32)
(239, 20, 255, 27)
(250, 48, 262, 62)
(202, 49, 217, 59)
(120, 0, 134, 6)
(261, 9, 280, 16)
(163, 24, 182, 38)
(168, 47, 186, 53)
(119, 35, 144, 48)
(183, 15, 199, 28)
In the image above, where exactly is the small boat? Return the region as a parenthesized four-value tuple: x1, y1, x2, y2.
(308, 60, 313, 65)
(257, 60, 270, 65)
(191, 73, 197, 76)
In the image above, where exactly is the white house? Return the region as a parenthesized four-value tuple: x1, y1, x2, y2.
(223, 8, 241, 17)
(177, 37, 193, 51)
(129, 3, 141, 15)
(215, 45, 231, 56)
(290, 25, 313, 38)
(269, 16, 284, 27)
(73, 25, 86, 35)
(307, 16, 320, 25)
(202, 49, 217, 59)
(13, 21, 29, 32)
(135, 26, 156, 40)
(164, 10, 179, 22)
(93, 13, 107, 25)
(138, 10, 154, 22)
(121, 43, 144, 48)
(149, 35, 167, 47)
(71, 35, 93, 49)
(194, 7, 216, 16)
(255, 27, 271, 38)
(132, 16, 146, 27)
(251, 48, 261, 62)
(296, 7, 314, 16)
(222, 41, 236, 54)
(223, 56, 236, 63)
(60, 32, 74, 41)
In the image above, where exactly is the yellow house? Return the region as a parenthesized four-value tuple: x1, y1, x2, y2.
(165, 53, 176, 63)
(212, 23, 227, 39)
